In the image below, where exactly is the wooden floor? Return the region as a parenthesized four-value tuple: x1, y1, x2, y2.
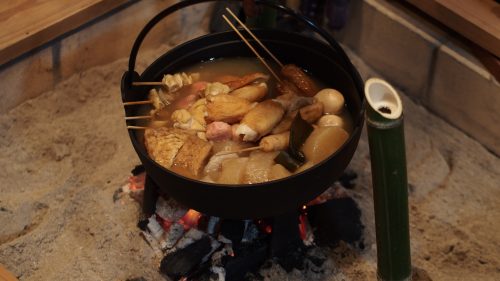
(0, 0, 129, 65)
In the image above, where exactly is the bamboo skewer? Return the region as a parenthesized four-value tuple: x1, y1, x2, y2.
(123, 100, 153, 106)
(215, 146, 262, 156)
(132, 81, 163, 86)
(222, 15, 281, 82)
(130, 8, 283, 87)
(125, 115, 153, 120)
(127, 126, 149, 130)
(225, 8, 283, 68)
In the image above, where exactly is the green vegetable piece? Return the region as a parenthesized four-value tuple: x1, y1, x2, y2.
(274, 151, 302, 172)
(289, 112, 314, 162)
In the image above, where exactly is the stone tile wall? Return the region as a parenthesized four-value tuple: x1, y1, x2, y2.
(335, 0, 500, 155)
(0, 0, 180, 114)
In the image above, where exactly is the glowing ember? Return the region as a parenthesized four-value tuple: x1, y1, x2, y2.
(299, 214, 308, 241)
(156, 216, 173, 231)
(179, 209, 202, 230)
(264, 225, 272, 234)
(128, 173, 146, 191)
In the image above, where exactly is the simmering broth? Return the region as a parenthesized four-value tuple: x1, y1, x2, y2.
(139, 57, 352, 184)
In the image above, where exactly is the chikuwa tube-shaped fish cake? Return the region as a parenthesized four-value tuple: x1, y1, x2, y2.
(236, 100, 285, 141)
(259, 131, 290, 152)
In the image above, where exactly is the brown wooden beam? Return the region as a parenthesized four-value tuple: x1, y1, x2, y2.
(406, 0, 500, 58)
(0, 0, 131, 66)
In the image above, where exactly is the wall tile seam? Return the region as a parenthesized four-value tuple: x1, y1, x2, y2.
(363, 0, 443, 104)
(365, 0, 442, 46)
(364, 0, 498, 99)
(439, 45, 496, 84)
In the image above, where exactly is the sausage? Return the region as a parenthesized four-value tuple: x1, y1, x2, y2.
(281, 64, 318, 97)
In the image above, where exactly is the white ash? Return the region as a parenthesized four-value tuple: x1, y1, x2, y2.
(146, 215, 164, 240)
(210, 266, 226, 281)
(217, 234, 232, 245)
(204, 238, 222, 264)
(164, 222, 185, 250)
(155, 196, 188, 221)
(174, 228, 205, 250)
(241, 220, 259, 243)
(302, 218, 315, 247)
(210, 247, 228, 266)
(140, 231, 163, 258)
(207, 216, 220, 234)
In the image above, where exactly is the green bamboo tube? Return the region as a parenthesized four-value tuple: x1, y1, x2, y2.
(365, 78, 412, 281)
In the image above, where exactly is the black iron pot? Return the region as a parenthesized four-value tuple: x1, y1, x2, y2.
(121, 0, 365, 219)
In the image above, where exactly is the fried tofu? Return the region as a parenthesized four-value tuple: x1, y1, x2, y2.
(205, 94, 252, 123)
(171, 135, 213, 178)
(144, 127, 190, 169)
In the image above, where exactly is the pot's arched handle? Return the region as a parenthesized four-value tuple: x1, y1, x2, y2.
(126, 0, 356, 84)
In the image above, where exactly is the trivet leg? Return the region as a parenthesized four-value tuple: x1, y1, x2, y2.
(142, 174, 159, 216)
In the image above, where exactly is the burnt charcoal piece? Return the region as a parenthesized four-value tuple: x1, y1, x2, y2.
(196, 215, 210, 233)
(224, 240, 269, 281)
(143, 175, 159, 216)
(271, 212, 303, 258)
(269, 211, 307, 272)
(137, 219, 149, 231)
(160, 236, 213, 280)
(338, 170, 358, 189)
(131, 164, 145, 175)
(307, 197, 363, 247)
(220, 219, 245, 251)
(307, 254, 326, 267)
(275, 243, 308, 272)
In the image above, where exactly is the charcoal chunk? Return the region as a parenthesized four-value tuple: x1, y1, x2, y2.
(142, 175, 159, 216)
(338, 170, 357, 189)
(220, 219, 245, 250)
(131, 165, 145, 175)
(137, 219, 149, 231)
(160, 236, 212, 280)
(224, 240, 268, 281)
(307, 197, 363, 247)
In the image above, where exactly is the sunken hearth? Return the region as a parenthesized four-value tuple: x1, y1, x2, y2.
(115, 166, 364, 281)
